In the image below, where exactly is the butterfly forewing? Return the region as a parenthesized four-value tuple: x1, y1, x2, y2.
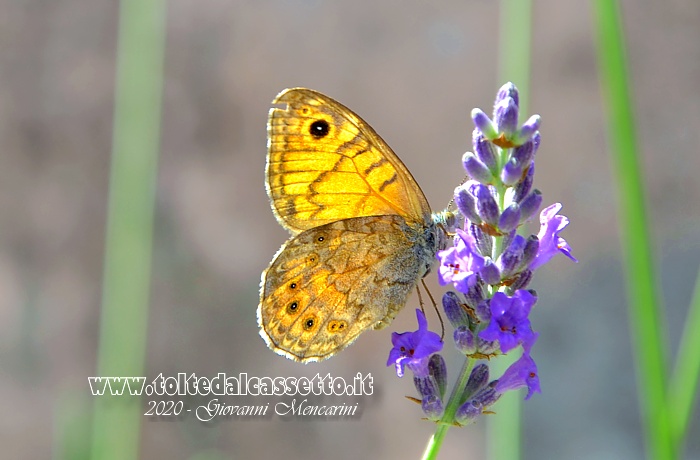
(266, 88, 432, 234)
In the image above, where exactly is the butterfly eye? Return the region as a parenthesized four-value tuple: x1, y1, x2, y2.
(309, 120, 330, 139)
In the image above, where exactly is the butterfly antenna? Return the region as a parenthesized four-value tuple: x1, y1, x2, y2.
(445, 174, 470, 211)
(421, 279, 445, 341)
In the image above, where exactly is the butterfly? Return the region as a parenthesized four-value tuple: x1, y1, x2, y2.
(258, 88, 455, 362)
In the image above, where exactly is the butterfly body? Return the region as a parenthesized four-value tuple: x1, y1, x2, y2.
(259, 88, 455, 362)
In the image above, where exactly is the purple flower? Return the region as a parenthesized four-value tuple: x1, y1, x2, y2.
(529, 203, 577, 270)
(387, 309, 443, 378)
(437, 229, 486, 293)
(479, 290, 538, 353)
(495, 353, 541, 400)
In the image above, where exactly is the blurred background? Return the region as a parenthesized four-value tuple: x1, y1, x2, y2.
(1, 0, 699, 458)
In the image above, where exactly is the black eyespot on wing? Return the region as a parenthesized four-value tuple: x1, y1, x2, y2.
(317, 236, 325, 242)
(309, 120, 330, 139)
(287, 301, 299, 314)
(289, 282, 297, 289)
(303, 316, 316, 330)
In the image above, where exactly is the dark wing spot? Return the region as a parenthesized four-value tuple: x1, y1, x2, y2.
(309, 120, 330, 139)
(303, 317, 316, 330)
(287, 301, 299, 314)
(328, 320, 347, 333)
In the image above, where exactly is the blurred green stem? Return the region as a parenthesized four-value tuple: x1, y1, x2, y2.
(488, 1, 532, 459)
(669, 266, 700, 446)
(591, 1, 674, 459)
(91, 0, 166, 459)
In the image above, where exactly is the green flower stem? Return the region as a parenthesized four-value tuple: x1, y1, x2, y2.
(90, 0, 166, 459)
(592, 1, 674, 459)
(422, 357, 477, 460)
(669, 266, 700, 444)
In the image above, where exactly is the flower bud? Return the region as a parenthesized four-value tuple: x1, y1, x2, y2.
(477, 337, 501, 356)
(519, 189, 542, 223)
(508, 269, 533, 291)
(454, 325, 477, 355)
(498, 235, 526, 278)
(513, 163, 535, 203)
(520, 235, 540, 268)
(475, 299, 491, 322)
(498, 203, 521, 233)
(455, 400, 481, 425)
(512, 140, 535, 167)
(501, 157, 525, 186)
(465, 280, 485, 310)
(471, 385, 500, 407)
(495, 82, 519, 107)
(514, 114, 540, 145)
(500, 230, 516, 256)
(494, 97, 518, 137)
(428, 354, 448, 398)
(473, 130, 498, 172)
(463, 152, 494, 184)
(469, 222, 491, 256)
(454, 185, 481, 224)
(532, 132, 541, 152)
(421, 394, 444, 420)
(471, 108, 497, 140)
(475, 185, 499, 226)
(442, 291, 470, 328)
(464, 363, 489, 399)
(480, 259, 501, 285)
(414, 375, 439, 399)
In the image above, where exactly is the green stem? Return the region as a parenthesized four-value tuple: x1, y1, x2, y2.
(90, 0, 166, 459)
(591, 1, 674, 459)
(422, 358, 476, 460)
(669, 265, 700, 446)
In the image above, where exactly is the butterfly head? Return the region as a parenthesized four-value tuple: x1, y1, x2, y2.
(431, 210, 458, 251)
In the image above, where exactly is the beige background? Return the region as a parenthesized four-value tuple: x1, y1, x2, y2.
(1, 0, 699, 459)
